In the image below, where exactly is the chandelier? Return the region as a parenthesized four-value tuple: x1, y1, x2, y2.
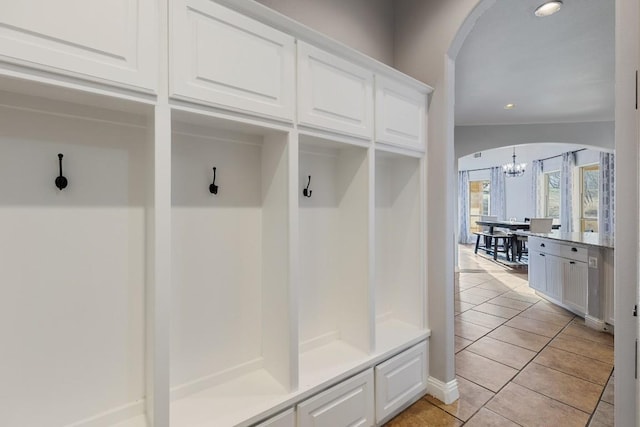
(502, 147, 526, 177)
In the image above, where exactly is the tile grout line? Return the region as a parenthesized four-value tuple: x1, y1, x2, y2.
(453, 246, 613, 426)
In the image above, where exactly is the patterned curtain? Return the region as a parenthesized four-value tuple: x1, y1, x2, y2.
(560, 152, 576, 232)
(599, 152, 615, 236)
(490, 166, 506, 220)
(531, 159, 544, 217)
(458, 170, 474, 244)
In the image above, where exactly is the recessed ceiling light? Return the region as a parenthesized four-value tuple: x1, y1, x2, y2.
(535, 1, 563, 17)
(504, 103, 516, 110)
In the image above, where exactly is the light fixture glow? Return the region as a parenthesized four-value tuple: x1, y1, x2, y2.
(535, 1, 563, 17)
(502, 147, 527, 178)
(504, 103, 516, 110)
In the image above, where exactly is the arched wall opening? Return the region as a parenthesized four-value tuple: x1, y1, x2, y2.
(434, 0, 637, 424)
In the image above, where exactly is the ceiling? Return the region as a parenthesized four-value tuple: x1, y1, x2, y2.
(455, 0, 614, 126)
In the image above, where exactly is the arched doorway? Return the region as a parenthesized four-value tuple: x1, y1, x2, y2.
(439, 0, 638, 425)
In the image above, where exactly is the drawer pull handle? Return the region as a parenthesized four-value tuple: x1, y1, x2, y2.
(540, 243, 545, 247)
(570, 261, 576, 264)
(540, 254, 545, 257)
(571, 247, 578, 252)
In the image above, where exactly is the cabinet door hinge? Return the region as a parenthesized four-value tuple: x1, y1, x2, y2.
(634, 304, 638, 316)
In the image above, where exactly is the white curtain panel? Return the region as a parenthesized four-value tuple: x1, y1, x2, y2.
(458, 170, 474, 244)
(490, 166, 506, 220)
(531, 159, 544, 217)
(599, 152, 615, 236)
(560, 152, 576, 232)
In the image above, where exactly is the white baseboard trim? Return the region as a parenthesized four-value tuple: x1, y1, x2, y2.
(585, 315, 606, 331)
(426, 376, 459, 404)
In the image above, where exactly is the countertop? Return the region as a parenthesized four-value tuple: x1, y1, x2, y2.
(515, 230, 615, 249)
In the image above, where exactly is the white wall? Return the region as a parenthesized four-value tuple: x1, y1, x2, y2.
(255, 0, 395, 66)
(455, 121, 614, 159)
(459, 144, 605, 221)
(395, 0, 638, 423)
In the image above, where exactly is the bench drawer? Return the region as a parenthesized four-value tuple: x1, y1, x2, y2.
(375, 341, 428, 424)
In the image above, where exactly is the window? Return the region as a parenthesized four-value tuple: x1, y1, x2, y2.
(544, 170, 561, 219)
(469, 180, 490, 233)
(580, 164, 599, 232)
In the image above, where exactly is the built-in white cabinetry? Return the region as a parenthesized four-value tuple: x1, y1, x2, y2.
(544, 254, 563, 301)
(375, 151, 426, 352)
(0, 89, 156, 427)
(528, 237, 612, 324)
(561, 259, 588, 315)
(297, 41, 374, 139)
(528, 249, 546, 293)
(0, 1, 433, 426)
(375, 77, 426, 151)
(297, 369, 375, 427)
(298, 137, 372, 386)
(375, 341, 428, 424)
(170, 0, 295, 121)
(0, 0, 157, 92)
(255, 409, 296, 427)
(169, 112, 295, 427)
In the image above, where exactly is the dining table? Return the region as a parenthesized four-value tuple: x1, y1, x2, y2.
(474, 220, 561, 262)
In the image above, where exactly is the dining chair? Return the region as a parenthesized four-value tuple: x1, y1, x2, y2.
(529, 217, 554, 233)
(518, 217, 554, 261)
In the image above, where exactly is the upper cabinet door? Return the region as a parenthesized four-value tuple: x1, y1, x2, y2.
(375, 76, 426, 150)
(0, 0, 157, 92)
(170, 0, 295, 122)
(297, 41, 373, 139)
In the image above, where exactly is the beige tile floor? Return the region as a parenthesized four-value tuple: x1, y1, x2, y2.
(385, 244, 614, 427)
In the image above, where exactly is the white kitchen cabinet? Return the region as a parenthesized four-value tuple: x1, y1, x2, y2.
(544, 254, 563, 301)
(170, 0, 295, 121)
(528, 236, 613, 330)
(528, 249, 546, 293)
(529, 241, 563, 302)
(375, 76, 426, 150)
(297, 41, 374, 139)
(0, 0, 157, 92)
(562, 259, 588, 315)
(297, 369, 375, 427)
(375, 342, 428, 424)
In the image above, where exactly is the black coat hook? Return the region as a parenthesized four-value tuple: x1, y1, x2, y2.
(55, 153, 68, 190)
(209, 167, 219, 194)
(303, 175, 312, 198)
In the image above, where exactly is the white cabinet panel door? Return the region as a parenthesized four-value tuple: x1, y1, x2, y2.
(256, 409, 295, 427)
(375, 341, 428, 424)
(0, 0, 157, 91)
(297, 369, 374, 427)
(297, 41, 373, 139)
(375, 76, 426, 150)
(171, 0, 295, 121)
(544, 255, 563, 301)
(562, 259, 588, 315)
(528, 250, 546, 293)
